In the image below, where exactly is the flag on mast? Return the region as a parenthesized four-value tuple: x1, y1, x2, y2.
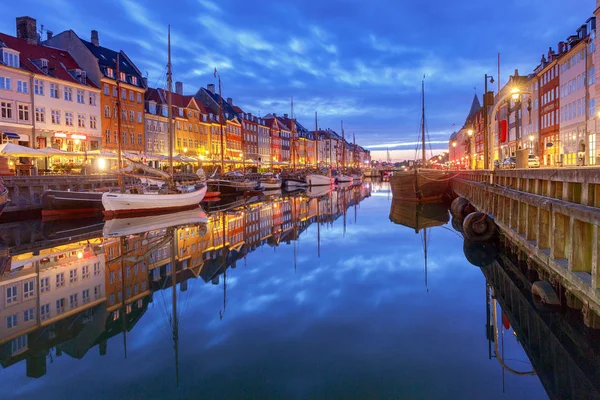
(213, 67, 217, 78)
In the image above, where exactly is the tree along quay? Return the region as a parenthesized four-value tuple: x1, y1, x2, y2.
(452, 168, 600, 329)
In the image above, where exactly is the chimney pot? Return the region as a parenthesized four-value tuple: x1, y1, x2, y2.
(16, 16, 38, 45)
(91, 30, 99, 46)
(207, 83, 215, 94)
(46, 30, 53, 40)
(142, 77, 148, 88)
(284, 113, 288, 118)
(175, 81, 183, 95)
(227, 97, 232, 105)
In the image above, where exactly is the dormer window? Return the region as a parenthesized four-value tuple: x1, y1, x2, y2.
(119, 72, 126, 82)
(149, 102, 156, 114)
(106, 68, 114, 78)
(131, 76, 138, 86)
(1, 49, 20, 68)
(203, 114, 207, 122)
(161, 106, 168, 117)
(178, 107, 183, 117)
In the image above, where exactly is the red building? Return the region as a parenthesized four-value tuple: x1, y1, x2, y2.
(537, 49, 561, 165)
(263, 115, 282, 163)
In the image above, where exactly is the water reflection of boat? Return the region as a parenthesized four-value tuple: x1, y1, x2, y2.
(42, 217, 104, 241)
(305, 185, 332, 199)
(103, 208, 207, 237)
(388, 200, 449, 232)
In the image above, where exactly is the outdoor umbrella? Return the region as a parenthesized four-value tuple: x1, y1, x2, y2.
(0, 143, 45, 157)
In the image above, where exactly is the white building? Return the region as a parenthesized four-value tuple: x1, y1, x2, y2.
(0, 30, 102, 154)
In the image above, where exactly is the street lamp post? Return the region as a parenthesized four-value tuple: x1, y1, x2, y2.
(452, 141, 457, 169)
(483, 74, 495, 170)
(529, 134, 534, 154)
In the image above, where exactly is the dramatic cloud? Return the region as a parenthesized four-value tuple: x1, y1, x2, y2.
(0, 0, 593, 159)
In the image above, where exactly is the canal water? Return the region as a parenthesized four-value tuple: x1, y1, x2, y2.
(0, 181, 559, 399)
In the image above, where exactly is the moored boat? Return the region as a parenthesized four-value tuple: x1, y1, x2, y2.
(102, 183, 207, 219)
(261, 177, 282, 190)
(306, 173, 334, 186)
(41, 190, 104, 218)
(335, 174, 353, 184)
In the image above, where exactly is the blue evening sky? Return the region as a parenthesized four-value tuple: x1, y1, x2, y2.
(0, 0, 594, 160)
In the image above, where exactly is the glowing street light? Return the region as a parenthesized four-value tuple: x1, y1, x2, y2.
(98, 157, 106, 170)
(452, 141, 457, 148)
(510, 87, 521, 101)
(467, 129, 473, 136)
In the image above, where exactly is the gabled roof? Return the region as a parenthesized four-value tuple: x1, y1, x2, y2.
(80, 39, 144, 88)
(0, 33, 98, 88)
(200, 87, 239, 119)
(466, 94, 481, 120)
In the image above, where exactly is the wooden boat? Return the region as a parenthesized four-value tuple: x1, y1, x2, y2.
(261, 177, 282, 190)
(335, 174, 353, 184)
(390, 79, 449, 201)
(102, 31, 207, 219)
(103, 207, 207, 237)
(351, 173, 362, 184)
(306, 173, 333, 186)
(41, 190, 104, 218)
(389, 199, 449, 232)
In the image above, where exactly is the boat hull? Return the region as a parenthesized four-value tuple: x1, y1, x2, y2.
(351, 174, 362, 184)
(208, 179, 260, 196)
(261, 180, 282, 190)
(103, 208, 208, 237)
(335, 175, 353, 183)
(283, 178, 308, 189)
(306, 174, 333, 186)
(389, 170, 449, 201)
(102, 184, 207, 219)
(41, 190, 104, 218)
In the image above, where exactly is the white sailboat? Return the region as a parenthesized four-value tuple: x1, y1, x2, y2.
(305, 111, 334, 187)
(102, 26, 207, 219)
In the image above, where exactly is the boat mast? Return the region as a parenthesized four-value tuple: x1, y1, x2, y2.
(217, 73, 225, 174)
(116, 54, 123, 192)
(291, 96, 296, 172)
(170, 227, 179, 386)
(353, 133, 356, 168)
(167, 26, 174, 183)
(314, 112, 318, 169)
(341, 121, 345, 169)
(421, 77, 426, 168)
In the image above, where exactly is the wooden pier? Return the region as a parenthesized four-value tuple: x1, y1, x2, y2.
(452, 168, 600, 328)
(2, 175, 119, 216)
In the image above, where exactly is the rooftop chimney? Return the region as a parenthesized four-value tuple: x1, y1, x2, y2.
(227, 97, 232, 105)
(175, 81, 183, 95)
(16, 16, 37, 45)
(142, 77, 148, 88)
(46, 30, 53, 40)
(91, 30, 99, 46)
(207, 83, 215, 94)
(284, 113, 288, 118)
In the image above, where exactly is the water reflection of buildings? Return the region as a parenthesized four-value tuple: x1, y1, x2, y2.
(0, 184, 371, 377)
(467, 241, 600, 399)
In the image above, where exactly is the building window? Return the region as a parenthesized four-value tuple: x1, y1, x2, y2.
(121, 88, 126, 99)
(130, 133, 135, 144)
(137, 93, 142, 103)
(113, 86, 118, 97)
(35, 107, 45, 123)
(56, 272, 65, 288)
(103, 84, 110, 95)
(56, 298, 65, 314)
(6, 285, 17, 304)
(16, 80, 28, 94)
(90, 115, 97, 129)
(65, 112, 74, 126)
(106, 68, 114, 78)
(138, 134, 143, 146)
(94, 262, 101, 276)
(18, 104, 29, 121)
(51, 109, 60, 124)
(82, 265, 90, 280)
(131, 76, 138, 86)
(2, 51, 19, 68)
(23, 308, 34, 322)
(76, 89, 85, 104)
(40, 304, 50, 321)
(0, 77, 12, 91)
(137, 111, 142, 123)
(129, 91, 134, 101)
(104, 105, 110, 118)
(78, 113, 86, 128)
(105, 129, 110, 143)
(82, 289, 90, 304)
(89, 92, 97, 106)
(0, 101, 12, 119)
(40, 277, 50, 293)
(34, 79, 44, 95)
(69, 269, 77, 283)
(120, 72, 126, 81)
(129, 110, 134, 122)
(64, 86, 73, 101)
(6, 314, 17, 329)
(69, 293, 78, 308)
(23, 281, 34, 299)
(94, 285, 102, 299)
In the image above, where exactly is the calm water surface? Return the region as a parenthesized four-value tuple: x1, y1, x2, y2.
(0, 182, 554, 399)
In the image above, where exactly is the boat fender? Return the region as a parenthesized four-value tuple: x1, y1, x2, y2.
(462, 240, 497, 267)
(451, 217, 464, 234)
(450, 197, 473, 219)
(531, 280, 560, 308)
(462, 212, 496, 241)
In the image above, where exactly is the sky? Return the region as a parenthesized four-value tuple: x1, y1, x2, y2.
(0, 0, 595, 160)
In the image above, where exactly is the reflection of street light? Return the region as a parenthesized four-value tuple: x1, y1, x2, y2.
(529, 134, 535, 154)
